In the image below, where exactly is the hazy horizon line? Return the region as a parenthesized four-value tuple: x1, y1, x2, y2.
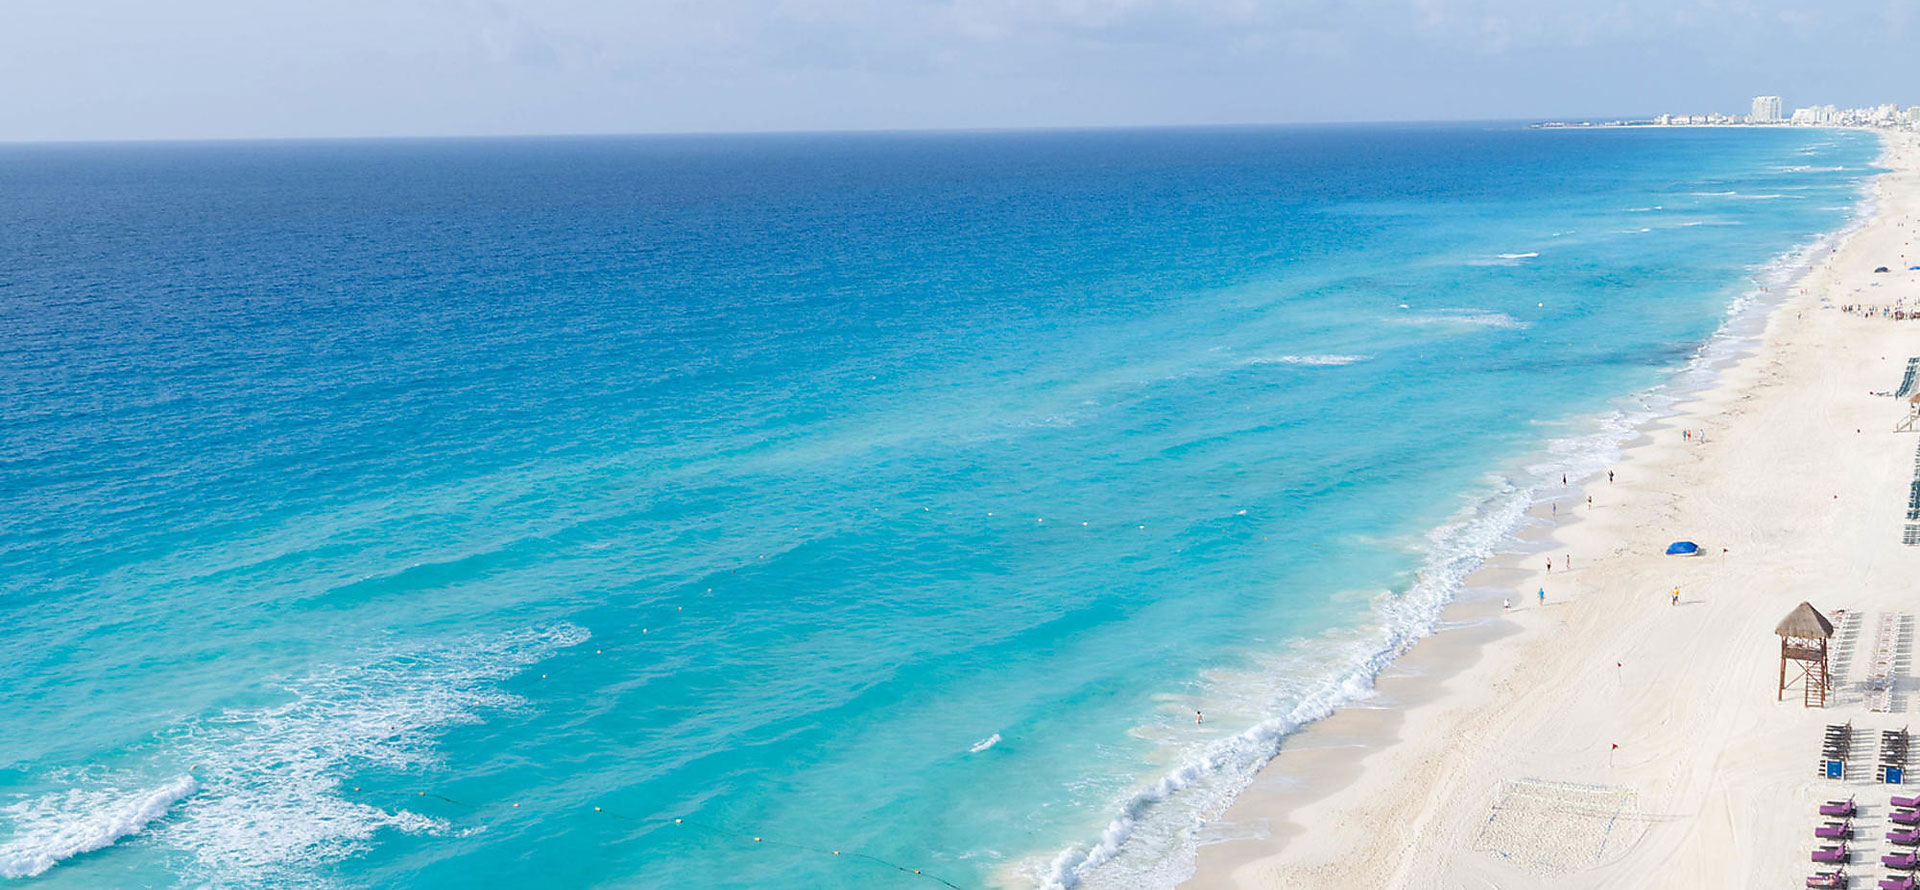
(0, 113, 1717, 148)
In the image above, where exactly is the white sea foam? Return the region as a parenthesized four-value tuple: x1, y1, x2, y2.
(1027, 138, 1882, 890)
(158, 623, 588, 885)
(1393, 308, 1527, 330)
(2, 624, 587, 887)
(1244, 354, 1371, 367)
(1467, 251, 1537, 266)
(970, 734, 1003, 753)
(0, 776, 198, 878)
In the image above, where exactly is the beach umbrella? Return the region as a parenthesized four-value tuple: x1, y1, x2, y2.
(1665, 540, 1700, 556)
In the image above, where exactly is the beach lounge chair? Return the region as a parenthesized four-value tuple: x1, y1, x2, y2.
(1820, 822, 1855, 839)
(1890, 828, 1920, 846)
(1878, 876, 1916, 890)
(1825, 798, 1859, 817)
(1815, 844, 1851, 864)
(1894, 795, 1920, 808)
(1895, 810, 1920, 826)
(1809, 873, 1846, 889)
(1884, 851, 1920, 869)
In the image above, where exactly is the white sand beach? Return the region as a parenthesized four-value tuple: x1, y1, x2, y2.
(1183, 129, 1920, 890)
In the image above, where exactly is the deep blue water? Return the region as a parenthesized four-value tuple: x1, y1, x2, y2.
(0, 124, 1877, 889)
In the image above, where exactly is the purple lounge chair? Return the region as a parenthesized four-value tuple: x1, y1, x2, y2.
(1825, 798, 1859, 818)
(1808, 873, 1846, 889)
(1896, 795, 1920, 809)
(1897, 810, 1920, 826)
(1891, 829, 1920, 847)
(1886, 851, 1920, 869)
(1815, 844, 1851, 864)
(1879, 876, 1916, 890)
(1821, 822, 1855, 839)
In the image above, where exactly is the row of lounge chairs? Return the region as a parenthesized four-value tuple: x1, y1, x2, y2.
(1811, 796, 1920, 888)
(1884, 728, 1911, 785)
(1830, 723, 1859, 779)
(1895, 357, 1920, 399)
(1887, 795, 1920, 889)
(1813, 794, 1855, 884)
(1906, 439, 1920, 544)
(1868, 615, 1909, 713)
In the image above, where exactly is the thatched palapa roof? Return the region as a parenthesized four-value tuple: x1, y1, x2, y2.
(1775, 601, 1835, 639)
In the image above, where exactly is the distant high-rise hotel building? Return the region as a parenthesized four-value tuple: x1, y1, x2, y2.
(1751, 96, 1784, 123)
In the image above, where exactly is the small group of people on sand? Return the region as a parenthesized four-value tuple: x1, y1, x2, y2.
(1839, 303, 1920, 319)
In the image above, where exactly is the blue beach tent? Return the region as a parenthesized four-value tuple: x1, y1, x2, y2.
(1666, 541, 1700, 556)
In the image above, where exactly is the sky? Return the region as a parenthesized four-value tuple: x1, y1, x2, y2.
(1, 0, 1917, 141)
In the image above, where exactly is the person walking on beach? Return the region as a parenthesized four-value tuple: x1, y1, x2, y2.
(1587, 495, 1593, 510)
(1538, 587, 1546, 606)
(1671, 586, 1680, 606)
(1195, 710, 1203, 725)
(1608, 470, 1614, 483)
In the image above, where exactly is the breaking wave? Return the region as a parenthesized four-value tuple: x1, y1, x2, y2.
(0, 776, 198, 879)
(0, 624, 587, 886)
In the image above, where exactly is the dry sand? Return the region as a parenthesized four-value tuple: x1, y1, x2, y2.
(1181, 129, 1920, 890)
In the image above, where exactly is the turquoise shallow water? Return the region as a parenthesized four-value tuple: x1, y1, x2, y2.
(0, 125, 1878, 889)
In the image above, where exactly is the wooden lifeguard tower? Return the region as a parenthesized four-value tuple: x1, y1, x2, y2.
(1778, 601, 1836, 708)
(1897, 392, 1920, 432)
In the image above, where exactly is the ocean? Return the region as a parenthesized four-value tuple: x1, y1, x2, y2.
(0, 124, 1878, 889)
